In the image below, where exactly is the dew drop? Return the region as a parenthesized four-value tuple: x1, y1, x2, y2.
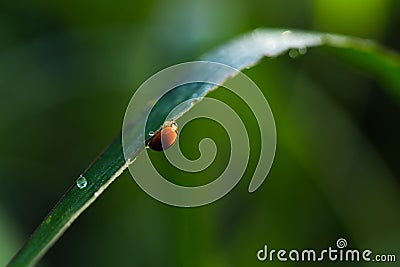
(299, 47, 307, 55)
(148, 131, 155, 137)
(288, 49, 299, 58)
(76, 175, 87, 189)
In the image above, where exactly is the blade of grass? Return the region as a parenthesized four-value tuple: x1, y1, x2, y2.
(8, 28, 400, 266)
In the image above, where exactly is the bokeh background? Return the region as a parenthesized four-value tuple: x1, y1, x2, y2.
(1, 0, 399, 266)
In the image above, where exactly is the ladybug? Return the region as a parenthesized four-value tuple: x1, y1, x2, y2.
(147, 121, 178, 151)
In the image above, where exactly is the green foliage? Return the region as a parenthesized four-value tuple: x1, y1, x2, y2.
(7, 29, 400, 266)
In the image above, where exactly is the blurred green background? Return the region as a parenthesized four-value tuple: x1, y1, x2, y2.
(1, 0, 399, 266)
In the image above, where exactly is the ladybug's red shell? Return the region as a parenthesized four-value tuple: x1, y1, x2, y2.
(148, 122, 178, 151)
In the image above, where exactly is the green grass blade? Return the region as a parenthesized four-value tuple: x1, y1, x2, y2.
(8, 28, 400, 266)
(8, 136, 128, 266)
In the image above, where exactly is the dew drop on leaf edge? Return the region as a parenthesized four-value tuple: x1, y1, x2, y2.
(288, 49, 299, 58)
(76, 175, 87, 189)
(299, 47, 307, 55)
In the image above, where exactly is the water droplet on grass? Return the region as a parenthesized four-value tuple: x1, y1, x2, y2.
(288, 49, 299, 58)
(76, 175, 87, 189)
(299, 47, 307, 55)
(282, 30, 292, 36)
